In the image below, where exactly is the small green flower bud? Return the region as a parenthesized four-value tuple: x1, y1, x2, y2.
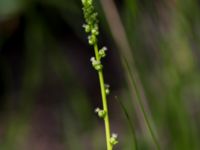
(90, 57, 95, 62)
(102, 46, 108, 51)
(83, 24, 91, 33)
(94, 63, 103, 71)
(105, 84, 110, 95)
(92, 28, 99, 35)
(110, 133, 118, 146)
(88, 0, 92, 5)
(82, 0, 92, 5)
(88, 35, 96, 45)
(90, 57, 103, 71)
(90, 12, 98, 21)
(81, 0, 86, 4)
(105, 89, 110, 95)
(95, 107, 107, 118)
(99, 46, 107, 58)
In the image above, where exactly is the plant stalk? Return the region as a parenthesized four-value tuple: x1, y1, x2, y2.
(94, 44, 112, 150)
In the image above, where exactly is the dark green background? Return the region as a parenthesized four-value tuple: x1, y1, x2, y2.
(1, 0, 200, 149)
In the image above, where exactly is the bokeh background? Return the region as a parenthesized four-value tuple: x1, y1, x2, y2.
(1, 0, 200, 149)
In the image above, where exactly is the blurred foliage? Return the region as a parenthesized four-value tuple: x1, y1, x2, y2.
(1, 0, 200, 150)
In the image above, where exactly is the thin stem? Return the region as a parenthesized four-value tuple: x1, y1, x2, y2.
(124, 58, 161, 150)
(100, 0, 160, 149)
(94, 44, 112, 150)
(115, 96, 138, 150)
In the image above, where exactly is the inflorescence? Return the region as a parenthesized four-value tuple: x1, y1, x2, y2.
(81, 0, 118, 149)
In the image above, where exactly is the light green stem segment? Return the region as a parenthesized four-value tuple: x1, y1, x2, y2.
(94, 44, 112, 150)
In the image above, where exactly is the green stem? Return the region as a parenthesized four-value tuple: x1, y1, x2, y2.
(94, 44, 112, 150)
(123, 58, 161, 150)
(115, 96, 138, 150)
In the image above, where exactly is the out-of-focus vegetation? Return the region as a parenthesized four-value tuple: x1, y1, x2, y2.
(1, 0, 200, 149)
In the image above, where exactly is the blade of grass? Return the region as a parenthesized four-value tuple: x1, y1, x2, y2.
(100, 0, 161, 149)
(115, 96, 138, 150)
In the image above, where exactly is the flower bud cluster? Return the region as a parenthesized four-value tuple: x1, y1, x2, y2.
(82, 0, 118, 148)
(90, 57, 103, 71)
(99, 47, 107, 58)
(90, 45, 107, 71)
(82, 0, 99, 45)
(110, 133, 118, 146)
(95, 107, 107, 118)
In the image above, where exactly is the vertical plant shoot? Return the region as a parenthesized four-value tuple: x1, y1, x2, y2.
(81, 0, 118, 149)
